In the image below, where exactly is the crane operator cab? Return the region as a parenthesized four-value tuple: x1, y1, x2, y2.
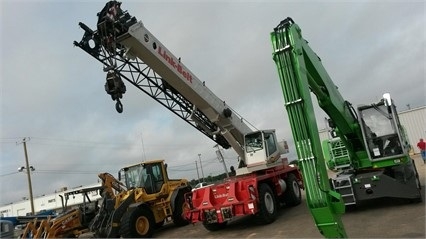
(358, 93, 406, 161)
(240, 130, 286, 173)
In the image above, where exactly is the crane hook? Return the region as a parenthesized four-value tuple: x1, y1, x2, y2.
(115, 99, 123, 113)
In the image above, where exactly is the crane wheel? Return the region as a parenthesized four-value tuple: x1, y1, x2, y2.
(119, 207, 154, 238)
(172, 192, 190, 226)
(283, 174, 302, 207)
(255, 183, 277, 224)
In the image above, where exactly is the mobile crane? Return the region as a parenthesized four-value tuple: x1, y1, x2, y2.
(74, 1, 303, 234)
(270, 18, 422, 238)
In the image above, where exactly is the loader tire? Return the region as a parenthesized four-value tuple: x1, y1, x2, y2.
(202, 221, 228, 231)
(119, 207, 154, 238)
(256, 183, 277, 224)
(172, 192, 190, 227)
(154, 219, 165, 228)
(283, 174, 302, 207)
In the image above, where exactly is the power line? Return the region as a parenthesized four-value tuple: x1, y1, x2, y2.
(0, 172, 19, 177)
(167, 161, 199, 168)
(1, 136, 208, 150)
(35, 170, 100, 175)
(168, 168, 195, 172)
(0, 169, 103, 176)
(0, 137, 28, 141)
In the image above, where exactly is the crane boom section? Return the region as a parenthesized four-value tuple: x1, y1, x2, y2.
(271, 18, 347, 238)
(74, 2, 252, 159)
(118, 21, 252, 155)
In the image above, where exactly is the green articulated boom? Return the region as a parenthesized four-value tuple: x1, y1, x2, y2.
(270, 17, 347, 238)
(270, 17, 421, 238)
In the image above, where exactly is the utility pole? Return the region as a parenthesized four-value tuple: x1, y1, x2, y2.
(17, 137, 35, 215)
(195, 160, 201, 183)
(198, 154, 205, 182)
(140, 132, 147, 161)
(214, 144, 229, 178)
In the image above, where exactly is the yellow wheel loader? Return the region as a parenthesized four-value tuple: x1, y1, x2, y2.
(90, 159, 191, 238)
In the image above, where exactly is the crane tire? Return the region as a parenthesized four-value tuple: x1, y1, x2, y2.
(119, 206, 154, 238)
(172, 192, 190, 226)
(255, 183, 277, 224)
(283, 174, 302, 207)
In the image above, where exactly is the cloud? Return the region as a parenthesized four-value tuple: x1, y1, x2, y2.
(1, 0, 425, 206)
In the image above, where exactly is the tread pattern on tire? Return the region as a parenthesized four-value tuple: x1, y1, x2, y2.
(284, 174, 302, 207)
(256, 183, 277, 224)
(173, 191, 190, 227)
(119, 207, 154, 238)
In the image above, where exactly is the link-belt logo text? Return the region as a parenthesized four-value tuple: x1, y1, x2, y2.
(158, 46, 193, 83)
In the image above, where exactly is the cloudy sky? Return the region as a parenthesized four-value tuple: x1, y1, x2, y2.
(0, 0, 424, 206)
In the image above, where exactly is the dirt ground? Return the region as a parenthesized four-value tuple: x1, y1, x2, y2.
(79, 154, 425, 238)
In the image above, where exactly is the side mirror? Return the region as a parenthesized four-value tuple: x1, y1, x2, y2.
(328, 118, 335, 128)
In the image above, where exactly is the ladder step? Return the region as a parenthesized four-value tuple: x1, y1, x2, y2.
(274, 45, 291, 53)
(332, 175, 357, 205)
(284, 98, 303, 106)
(335, 185, 352, 189)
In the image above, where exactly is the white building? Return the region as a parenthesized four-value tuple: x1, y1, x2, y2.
(398, 106, 426, 154)
(0, 183, 101, 217)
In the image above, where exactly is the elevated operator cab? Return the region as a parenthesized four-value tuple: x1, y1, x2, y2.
(358, 94, 406, 161)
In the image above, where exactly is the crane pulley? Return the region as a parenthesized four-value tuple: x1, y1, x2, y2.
(105, 71, 126, 113)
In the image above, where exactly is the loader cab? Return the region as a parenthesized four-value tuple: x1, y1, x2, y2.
(244, 130, 281, 167)
(358, 94, 405, 161)
(120, 160, 166, 194)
